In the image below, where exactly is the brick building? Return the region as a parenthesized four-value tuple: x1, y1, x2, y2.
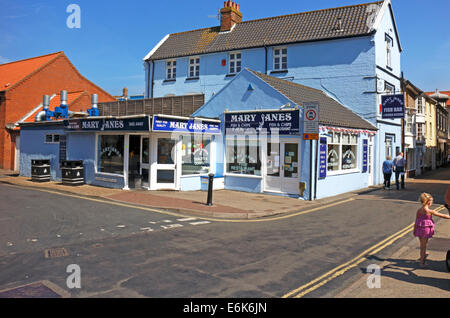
(0, 51, 115, 170)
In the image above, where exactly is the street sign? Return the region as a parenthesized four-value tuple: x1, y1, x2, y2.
(303, 102, 319, 140)
(381, 94, 405, 119)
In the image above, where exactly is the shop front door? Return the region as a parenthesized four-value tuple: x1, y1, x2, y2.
(265, 139, 300, 195)
(140, 136, 150, 188)
(153, 136, 177, 190)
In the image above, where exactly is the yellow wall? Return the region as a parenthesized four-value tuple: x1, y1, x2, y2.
(425, 99, 436, 147)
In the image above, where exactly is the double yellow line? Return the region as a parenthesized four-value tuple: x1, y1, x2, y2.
(283, 205, 447, 298)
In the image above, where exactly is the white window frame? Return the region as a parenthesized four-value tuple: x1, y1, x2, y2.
(417, 97, 423, 114)
(166, 59, 177, 80)
(406, 114, 413, 134)
(228, 52, 241, 75)
(273, 47, 288, 71)
(44, 134, 60, 144)
(385, 81, 395, 94)
(327, 132, 360, 175)
(188, 57, 200, 78)
(385, 34, 393, 69)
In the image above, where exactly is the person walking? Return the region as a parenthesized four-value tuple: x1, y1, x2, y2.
(382, 155, 393, 189)
(393, 152, 406, 190)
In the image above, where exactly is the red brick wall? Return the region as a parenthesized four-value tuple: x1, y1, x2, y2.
(1, 53, 115, 169)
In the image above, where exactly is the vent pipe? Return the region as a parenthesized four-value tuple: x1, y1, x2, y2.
(60, 90, 68, 106)
(91, 94, 98, 109)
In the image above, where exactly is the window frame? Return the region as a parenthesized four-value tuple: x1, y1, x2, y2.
(385, 34, 393, 69)
(181, 134, 211, 176)
(228, 52, 242, 75)
(95, 133, 125, 176)
(188, 57, 200, 79)
(166, 59, 177, 80)
(385, 81, 395, 94)
(44, 134, 60, 144)
(326, 132, 360, 175)
(225, 135, 262, 177)
(273, 47, 288, 72)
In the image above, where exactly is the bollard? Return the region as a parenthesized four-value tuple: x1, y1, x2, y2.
(206, 172, 214, 206)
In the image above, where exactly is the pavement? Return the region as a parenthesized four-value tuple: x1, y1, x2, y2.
(0, 167, 449, 297)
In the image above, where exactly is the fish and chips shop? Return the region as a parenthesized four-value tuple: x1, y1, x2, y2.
(19, 114, 222, 191)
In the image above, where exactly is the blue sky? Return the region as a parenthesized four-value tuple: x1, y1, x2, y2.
(1, 0, 449, 96)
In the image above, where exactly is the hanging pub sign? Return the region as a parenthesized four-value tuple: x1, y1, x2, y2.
(152, 116, 221, 134)
(319, 137, 327, 179)
(225, 109, 300, 135)
(63, 116, 150, 131)
(381, 94, 405, 119)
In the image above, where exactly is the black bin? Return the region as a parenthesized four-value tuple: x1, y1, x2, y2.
(31, 159, 51, 182)
(61, 160, 84, 186)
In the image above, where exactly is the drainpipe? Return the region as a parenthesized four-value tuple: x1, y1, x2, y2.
(151, 60, 155, 98)
(146, 60, 151, 99)
(264, 41, 268, 75)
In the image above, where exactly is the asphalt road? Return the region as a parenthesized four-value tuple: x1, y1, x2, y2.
(0, 171, 448, 298)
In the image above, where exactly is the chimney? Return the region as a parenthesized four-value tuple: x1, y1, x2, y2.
(220, 0, 242, 32)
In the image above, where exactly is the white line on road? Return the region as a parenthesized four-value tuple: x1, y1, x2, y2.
(189, 221, 211, 226)
(161, 224, 183, 230)
(177, 217, 197, 222)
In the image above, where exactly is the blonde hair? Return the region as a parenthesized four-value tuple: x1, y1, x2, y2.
(386, 155, 391, 160)
(419, 193, 433, 206)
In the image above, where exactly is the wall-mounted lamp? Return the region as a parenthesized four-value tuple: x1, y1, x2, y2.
(280, 102, 291, 109)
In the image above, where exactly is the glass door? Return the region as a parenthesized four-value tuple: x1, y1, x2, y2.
(264, 139, 300, 195)
(155, 137, 177, 189)
(141, 136, 150, 188)
(281, 141, 300, 194)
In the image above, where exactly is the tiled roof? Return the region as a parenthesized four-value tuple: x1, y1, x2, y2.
(249, 69, 377, 130)
(0, 52, 63, 91)
(425, 91, 450, 107)
(148, 1, 383, 60)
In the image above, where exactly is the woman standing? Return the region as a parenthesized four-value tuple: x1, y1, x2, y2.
(382, 156, 393, 190)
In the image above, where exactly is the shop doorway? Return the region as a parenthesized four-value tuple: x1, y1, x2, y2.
(152, 135, 177, 190)
(128, 135, 150, 189)
(264, 139, 300, 195)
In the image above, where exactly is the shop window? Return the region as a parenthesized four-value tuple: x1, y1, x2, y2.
(182, 134, 211, 175)
(327, 132, 358, 172)
(226, 136, 261, 176)
(97, 135, 124, 175)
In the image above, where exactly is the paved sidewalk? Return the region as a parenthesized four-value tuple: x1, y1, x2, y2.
(336, 216, 450, 297)
(0, 169, 368, 219)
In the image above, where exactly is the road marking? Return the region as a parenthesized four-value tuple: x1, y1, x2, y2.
(177, 217, 197, 222)
(1, 183, 354, 223)
(161, 224, 183, 230)
(189, 221, 211, 226)
(282, 222, 416, 298)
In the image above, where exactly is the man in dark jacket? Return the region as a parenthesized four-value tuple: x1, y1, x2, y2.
(393, 152, 406, 190)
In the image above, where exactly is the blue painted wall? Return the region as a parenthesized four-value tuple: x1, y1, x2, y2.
(20, 125, 65, 180)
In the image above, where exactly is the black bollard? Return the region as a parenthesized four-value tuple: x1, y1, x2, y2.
(206, 172, 214, 206)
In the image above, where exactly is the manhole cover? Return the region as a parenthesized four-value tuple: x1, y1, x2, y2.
(0, 282, 61, 298)
(44, 247, 69, 259)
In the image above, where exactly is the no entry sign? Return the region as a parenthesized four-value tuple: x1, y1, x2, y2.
(303, 102, 319, 140)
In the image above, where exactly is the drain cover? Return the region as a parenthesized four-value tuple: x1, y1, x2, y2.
(44, 247, 69, 259)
